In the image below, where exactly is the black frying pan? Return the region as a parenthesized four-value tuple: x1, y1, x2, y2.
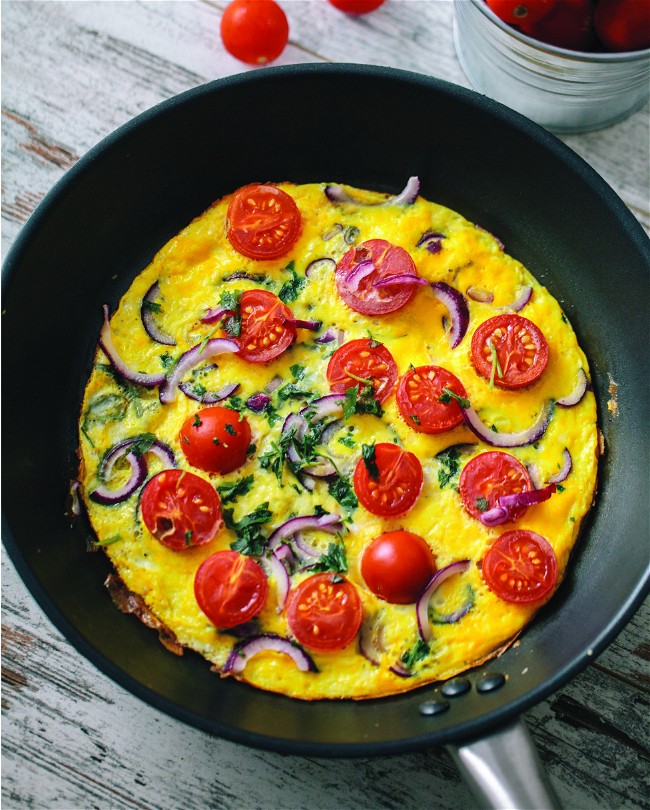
(3, 64, 649, 804)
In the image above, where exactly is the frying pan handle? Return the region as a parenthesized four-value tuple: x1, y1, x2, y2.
(446, 719, 561, 809)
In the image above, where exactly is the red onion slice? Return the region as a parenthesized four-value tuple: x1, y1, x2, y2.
(430, 586, 474, 625)
(498, 285, 533, 312)
(479, 483, 556, 526)
(297, 395, 345, 437)
(431, 282, 470, 349)
(416, 560, 471, 642)
(556, 368, 588, 407)
(89, 451, 146, 505)
(222, 634, 317, 675)
(548, 448, 573, 483)
(416, 230, 446, 254)
(359, 617, 387, 666)
(265, 551, 291, 612)
(141, 281, 176, 346)
(345, 259, 375, 287)
(246, 392, 272, 412)
(201, 307, 230, 325)
(390, 661, 413, 678)
(286, 317, 322, 331)
(462, 401, 554, 448)
(372, 274, 428, 289)
(159, 338, 239, 404)
(89, 436, 176, 505)
(325, 176, 419, 206)
(178, 380, 240, 404)
(99, 305, 166, 388)
(268, 512, 343, 550)
(306, 258, 336, 277)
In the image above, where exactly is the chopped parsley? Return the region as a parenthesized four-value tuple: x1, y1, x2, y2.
(438, 387, 470, 409)
(476, 496, 489, 512)
(436, 446, 462, 489)
(224, 502, 272, 557)
(361, 442, 380, 481)
(225, 422, 237, 436)
(278, 261, 306, 304)
(130, 433, 157, 459)
(93, 534, 122, 547)
(217, 474, 255, 504)
(219, 290, 243, 337)
(488, 339, 503, 389)
(327, 475, 358, 512)
(310, 541, 348, 576)
(142, 299, 162, 314)
(401, 639, 430, 670)
(192, 413, 202, 427)
(277, 382, 315, 402)
(338, 433, 356, 449)
(342, 384, 383, 419)
(159, 352, 175, 373)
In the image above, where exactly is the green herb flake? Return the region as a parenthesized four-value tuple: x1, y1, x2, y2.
(438, 387, 470, 409)
(401, 639, 430, 670)
(278, 261, 306, 304)
(94, 534, 122, 547)
(310, 541, 348, 575)
(488, 339, 504, 390)
(327, 475, 358, 513)
(476, 496, 489, 512)
(437, 446, 462, 490)
(217, 474, 254, 504)
(225, 502, 272, 557)
(184, 530, 194, 546)
(143, 299, 163, 314)
(193, 413, 202, 427)
(361, 442, 380, 481)
(130, 433, 157, 459)
(225, 423, 237, 436)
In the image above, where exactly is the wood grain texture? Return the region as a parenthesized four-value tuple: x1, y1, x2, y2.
(2, 2, 649, 808)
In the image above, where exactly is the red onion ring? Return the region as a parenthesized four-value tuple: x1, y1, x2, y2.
(345, 259, 375, 287)
(222, 634, 317, 675)
(89, 436, 176, 505)
(358, 617, 386, 666)
(430, 585, 474, 625)
(265, 551, 291, 612)
(286, 317, 322, 331)
(556, 368, 588, 407)
(325, 176, 420, 206)
(416, 560, 471, 642)
(548, 449, 573, 483)
(479, 483, 557, 526)
(462, 401, 554, 448)
(431, 282, 470, 349)
(499, 285, 533, 312)
(200, 307, 230, 325)
(141, 281, 176, 346)
(372, 274, 428, 289)
(416, 230, 446, 254)
(159, 338, 239, 404)
(99, 305, 166, 388)
(268, 512, 343, 550)
(178, 380, 239, 404)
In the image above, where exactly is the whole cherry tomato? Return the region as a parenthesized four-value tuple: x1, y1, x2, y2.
(487, 0, 557, 25)
(220, 0, 289, 65)
(594, 0, 650, 51)
(327, 0, 385, 13)
(361, 530, 437, 604)
(179, 406, 251, 474)
(519, 0, 597, 50)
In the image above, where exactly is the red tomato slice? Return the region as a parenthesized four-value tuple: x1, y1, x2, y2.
(179, 406, 251, 474)
(482, 530, 558, 603)
(360, 530, 436, 604)
(141, 469, 223, 550)
(354, 443, 423, 517)
(226, 184, 301, 260)
(397, 365, 468, 434)
(236, 289, 296, 362)
(459, 451, 532, 522)
(471, 313, 549, 389)
(326, 338, 398, 403)
(220, 0, 289, 66)
(335, 239, 419, 315)
(194, 550, 269, 628)
(286, 573, 363, 651)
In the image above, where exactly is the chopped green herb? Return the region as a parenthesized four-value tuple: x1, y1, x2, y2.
(143, 299, 162, 314)
(130, 433, 157, 459)
(213, 437, 221, 446)
(217, 474, 254, 504)
(327, 475, 358, 512)
(438, 387, 470, 409)
(310, 541, 348, 575)
(159, 352, 175, 372)
(437, 446, 462, 489)
(225, 502, 272, 557)
(184, 530, 193, 546)
(556, 483, 565, 493)
(277, 382, 315, 402)
(247, 443, 257, 456)
(409, 414, 421, 425)
(361, 442, 380, 481)
(401, 639, 430, 670)
(290, 363, 306, 380)
(488, 339, 503, 389)
(219, 290, 243, 337)
(197, 327, 218, 354)
(83, 393, 127, 427)
(94, 534, 122, 547)
(278, 261, 306, 304)
(338, 434, 356, 449)
(225, 423, 237, 436)
(342, 384, 383, 419)
(476, 496, 489, 512)
(193, 413, 202, 427)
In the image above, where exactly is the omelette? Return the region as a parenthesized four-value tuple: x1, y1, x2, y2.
(76, 179, 599, 700)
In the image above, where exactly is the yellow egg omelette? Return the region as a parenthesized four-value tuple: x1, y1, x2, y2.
(76, 179, 599, 700)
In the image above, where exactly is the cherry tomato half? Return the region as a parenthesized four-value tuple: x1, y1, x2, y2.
(459, 451, 532, 522)
(179, 406, 251, 474)
(194, 550, 269, 628)
(326, 338, 398, 404)
(482, 529, 558, 603)
(327, 0, 385, 13)
(354, 443, 423, 518)
(594, 0, 650, 51)
(487, 0, 557, 24)
(471, 314, 549, 389)
(397, 365, 468, 434)
(226, 184, 301, 260)
(361, 530, 437, 604)
(141, 469, 223, 550)
(220, 0, 289, 66)
(236, 289, 296, 362)
(286, 573, 363, 651)
(519, 0, 597, 50)
(335, 239, 420, 315)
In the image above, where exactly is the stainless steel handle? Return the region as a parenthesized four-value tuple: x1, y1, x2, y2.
(446, 719, 561, 809)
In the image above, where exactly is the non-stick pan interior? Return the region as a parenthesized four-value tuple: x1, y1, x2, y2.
(3, 64, 649, 755)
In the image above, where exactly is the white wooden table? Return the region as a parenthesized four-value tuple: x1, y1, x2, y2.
(2, 2, 649, 808)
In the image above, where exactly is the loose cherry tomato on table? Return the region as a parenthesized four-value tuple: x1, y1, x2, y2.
(594, 0, 650, 51)
(482, 529, 558, 603)
(361, 530, 437, 604)
(326, 338, 398, 403)
(354, 443, 423, 517)
(487, 0, 557, 24)
(195, 550, 269, 628)
(226, 184, 302, 260)
(234, 289, 296, 362)
(459, 451, 532, 522)
(286, 573, 363, 651)
(471, 313, 549, 389)
(327, 0, 385, 13)
(141, 469, 223, 550)
(397, 365, 468, 434)
(335, 239, 422, 315)
(179, 406, 251, 474)
(220, 0, 289, 65)
(519, 0, 597, 50)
